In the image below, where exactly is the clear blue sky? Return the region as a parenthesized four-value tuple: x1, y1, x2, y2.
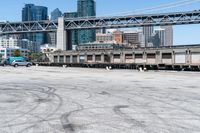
(0, 0, 200, 45)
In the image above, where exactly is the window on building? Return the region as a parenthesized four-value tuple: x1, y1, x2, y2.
(125, 54, 133, 59)
(135, 54, 143, 59)
(95, 55, 101, 61)
(87, 55, 93, 61)
(114, 54, 120, 59)
(147, 53, 156, 59)
(162, 53, 172, 59)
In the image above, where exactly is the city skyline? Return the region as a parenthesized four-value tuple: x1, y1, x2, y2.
(22, 4, 48, 46)
(0, 0, 200, 45)
(1, 0, 200, 20)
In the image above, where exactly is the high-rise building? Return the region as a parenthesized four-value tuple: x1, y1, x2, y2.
(152, 26, 173, 47)
(96, 33, 113, 42)
(143, 26, 154, 47)
(47, 8, 62, 47)
(77, 0, 96, 44)
(0, 48, 29, 59)
(0, 38, 40, 52)
(63, 12, 78, 18)
(22, 4, 48, 21)
(46, 32, 57, 46)
(51, 8, 62, 20)
(96, 28, 106, 34)
(22, 4, 48, 48)
(161, 26, 173, 46)
(64, 12, 78, 50)
(123, 31, 141, 48)
(113, 30, 123, 44)
(154, 28, 165, 47)
(151, 33, 160, 47)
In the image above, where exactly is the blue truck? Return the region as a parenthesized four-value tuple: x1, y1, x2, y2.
(7, 57, 26, 65)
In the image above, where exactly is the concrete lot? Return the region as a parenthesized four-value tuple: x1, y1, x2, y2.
(0, 66, 200, 133)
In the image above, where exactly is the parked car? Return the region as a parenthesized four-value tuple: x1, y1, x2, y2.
(11, 60, 32, 67)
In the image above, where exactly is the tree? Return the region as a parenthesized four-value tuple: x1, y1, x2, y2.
(29, 52, 44, 62)
(13, 49, 21, 57)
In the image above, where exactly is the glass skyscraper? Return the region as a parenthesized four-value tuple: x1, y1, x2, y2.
(51, 8, 62, 21)
(47, 8, 62, 47)
(77, 0, 96, 44)
(143, 26, 154, 47)
(22, 4, 48, 47)
(64, 12, 78, 49)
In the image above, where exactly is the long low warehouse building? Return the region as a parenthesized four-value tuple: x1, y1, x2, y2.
(48, 45, 200, 70)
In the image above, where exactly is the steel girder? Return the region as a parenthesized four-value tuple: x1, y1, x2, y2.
(0, 21, 58, 34)
(0, 10, 200, 34)
(64, 10, 200, 29)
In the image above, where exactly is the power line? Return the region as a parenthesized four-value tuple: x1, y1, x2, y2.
(132, 0, 197, 12)
(100, 0, 200, 17)
(132, 0, 200, 14)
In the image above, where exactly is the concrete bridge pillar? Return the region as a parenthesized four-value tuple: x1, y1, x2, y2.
(57, 17, 67, 51)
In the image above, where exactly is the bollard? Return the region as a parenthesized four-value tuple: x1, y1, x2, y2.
(139, 67, 144, 72)
(36, 64, 39, 67)
(106, 66, 110, 71)
(106, 66, 112, 71)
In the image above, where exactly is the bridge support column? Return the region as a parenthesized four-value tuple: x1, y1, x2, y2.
(57, 17, 67, 51)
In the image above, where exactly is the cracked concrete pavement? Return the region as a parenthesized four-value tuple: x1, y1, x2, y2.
(0, 66, 200, 133)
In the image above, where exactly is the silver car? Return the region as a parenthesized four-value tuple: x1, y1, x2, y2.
(11, 60, 32, 67)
